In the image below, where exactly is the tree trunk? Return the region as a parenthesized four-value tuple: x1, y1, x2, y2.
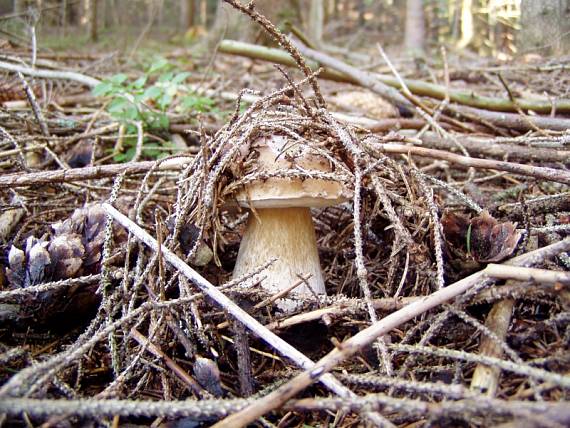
(307, 0, 324, 46)
(12, 0, 23, 14)
(180, 0, 195, 31)
(456, 0, 473, 49)
(404, 0, 425, 54)
(90, 0, 98, 42)
(357, 0, 366, 25)
(519, 0, 569, 55)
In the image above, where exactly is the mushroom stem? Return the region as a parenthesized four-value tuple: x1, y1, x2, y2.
(233, 207, 325, 311)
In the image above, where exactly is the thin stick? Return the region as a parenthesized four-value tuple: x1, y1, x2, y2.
(471, 262, 570, 396)
(293, 40, 412, 112)
(0, 396, 568, 422)
(253, 275, 311, 310)
(212, 237, 570, 427)
(485, 264, 570, 285)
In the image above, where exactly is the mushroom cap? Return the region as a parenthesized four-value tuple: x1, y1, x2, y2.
(235, 135, 351, 209)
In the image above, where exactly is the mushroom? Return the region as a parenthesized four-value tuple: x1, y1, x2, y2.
(232, 135, 350, 312)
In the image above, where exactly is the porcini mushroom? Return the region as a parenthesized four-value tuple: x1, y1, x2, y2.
(232, 135, 350, 312)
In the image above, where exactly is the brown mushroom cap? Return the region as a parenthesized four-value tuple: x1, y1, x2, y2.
(234, 135, 351, 208)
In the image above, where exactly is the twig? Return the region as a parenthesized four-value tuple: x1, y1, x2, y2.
(399, 130, 570, 164)
(411, 169, 446, 289)
(0, 396, 568, 426)
(291, 395, 568, 427)
(222, 0, 325, 108)
(449, 104, 570, 132)
(253, 275, 311, 310)
(390, 343, 570, 388)
(17, 71, 49, 137)
(264, 297, 419, 331)
(470, 296, 515, 397)
(229, 317, 254, 397)
(0, 274, 103, 301)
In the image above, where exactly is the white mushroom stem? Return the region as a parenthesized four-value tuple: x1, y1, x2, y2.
(233, 207, 325, 311)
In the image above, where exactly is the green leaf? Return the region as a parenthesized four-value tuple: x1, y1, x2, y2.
(143, 85, 163, 100)
(157, 93, 173, 110)
(123, 104, 140, 120)
(148, 58, 170, 74)
(132, 76, 148, 89)
(114, 146, 136, 162)
(181, 94, 216, 113)
(109, 73, 128, 85)
(466, 223, 473, 256)
(92, 82, 113, 97)
(158, 71, 174, 83)
(156, 113, 170, 129)
(172, 72, 191, 84)
(107, 97, 130, 113)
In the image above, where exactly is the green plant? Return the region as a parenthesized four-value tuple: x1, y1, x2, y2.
(92, 58, 218, 162)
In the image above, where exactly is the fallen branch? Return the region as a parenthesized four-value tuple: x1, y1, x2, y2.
(1, 396, 568, 425)
(401, 131, 570, 164)
(450, 105, 570, 132)
(369, 142, 570, 185)
(212, 237, 570, 427)
(0, 60, 101, 88)
(218, 40, 570, 114)
(0, 156, 192, 188)
(291, 41, 413, 112)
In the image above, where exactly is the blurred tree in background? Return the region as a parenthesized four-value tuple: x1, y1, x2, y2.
(0, 0, 568, 57)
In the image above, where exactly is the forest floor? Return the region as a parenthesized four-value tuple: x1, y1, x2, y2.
(1, 14, 570, 428)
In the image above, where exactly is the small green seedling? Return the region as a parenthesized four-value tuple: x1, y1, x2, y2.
(93, 58, 218, 161)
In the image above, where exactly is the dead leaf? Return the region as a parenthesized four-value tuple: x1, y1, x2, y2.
(443, 210, 521, 263)
(470, 211, 521, 262)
